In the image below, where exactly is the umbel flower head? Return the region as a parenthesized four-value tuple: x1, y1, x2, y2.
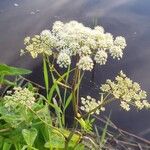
(100, 71, 150, 111)
(23, 30, 56, 58)
(77, 56, 94, 71)
(94, 50, 108, 65)
(4, 87, 35, 111)
(22, 20, 127, 70)
(57, 52, 71, 68)
(80, 95, 105, 115)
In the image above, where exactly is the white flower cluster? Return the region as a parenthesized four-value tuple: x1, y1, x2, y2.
(94, 50, 108, 65)
(78, 46, 91, 56)
(100, 71, 150, 111)
(23, 20, 127, 69)
(52, 21, 126, 69)
(114, 36, 127, 49)
(109, 45, 123, 60)
(80, 96, 105, 115)
(23, 30, 56, 58)
(4, 87, 35, 111)
(77, 56, 94, 71)
(57, 52, 71, 68)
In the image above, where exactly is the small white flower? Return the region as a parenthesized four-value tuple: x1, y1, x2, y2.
(80, 96, 105, 115)
(69, 42, 80, 56)
(94, 26, 104, 33)
(80, 106, 85, 111)
(78, 45, 91, 56)
(57, 52, 71, 68)
(24, 37, 30, 44)
(143, 100, 150, 108)
(135, 100, 144, 110)
(105, 33, 114, 48)
(77, 56, 94, 71)
(114, 36, 127, 49)
(60, 48, 72, 56)
(52, 21, 64, 34)
(41, 30, 51, 37)
(94, 50, 108, 65)
(120, 101, 130, 111)
(110, 45, 123, 60)
(87, 95, 91, 100)
(100, 84, 111, 92)
(96, 110, 100, 115)
(101, 107, 105, 111)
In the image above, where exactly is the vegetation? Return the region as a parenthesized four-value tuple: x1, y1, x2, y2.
(0, 20, 150, 150)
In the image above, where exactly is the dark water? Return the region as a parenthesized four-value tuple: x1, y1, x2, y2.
(1, 0, 150, 140)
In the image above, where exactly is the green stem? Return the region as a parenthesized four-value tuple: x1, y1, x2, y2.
(76, 69, 81, 114)
(0, 128, 11, 133)
(43, 56, 49, 99)
(72, 68, 80, 117)
(24, 103, 66, 139)
(63, 65, 71, 106)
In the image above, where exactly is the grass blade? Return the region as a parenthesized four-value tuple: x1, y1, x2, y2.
(43, 58, 49, 97)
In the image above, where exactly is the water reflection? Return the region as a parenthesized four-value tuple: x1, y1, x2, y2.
(0, 0, 150, 139)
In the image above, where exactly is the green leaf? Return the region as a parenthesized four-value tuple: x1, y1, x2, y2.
(22, 128, 37, 146)
(0, 136, 4, 149)
(43, 59, 49, 95)
(44, 133, 65, 149)
(0, 64, 31, 76)
(100, 112, 111, 148)
(48, 70, 68, 103)
(14, 143, 22, 150)
(52, 97, 63, 128)
(21, 145, 28, 150)
(44, 129, 81, 149)
(74, 143, 85, 150)
(64, 93, 73, 110)
(76, 117, 86, 130)
(51, 72, 62, 103)
(2, 142, 12, 150)
(21, 145, 38, 150)
(48, 68, 74, 103)
(59, 129, 81, 144)
(64, 72, 84, 110)
(2, 79, 16, 86)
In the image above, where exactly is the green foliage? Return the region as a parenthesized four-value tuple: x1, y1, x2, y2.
(43, 58, 49, 97)
(0, 75, 82, 150)
(22, 128, 37, 147)
(76, 115, 95, 133)
(0, 63, 31, 86)
(99, 114, 111, 148)
(1, 20, 149, 150)
(0, 63, 31, 76)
